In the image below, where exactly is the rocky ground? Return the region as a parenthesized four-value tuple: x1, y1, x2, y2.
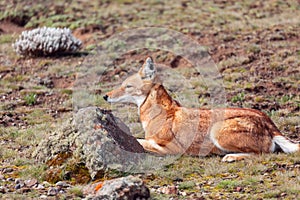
(0, 0, 300, 199)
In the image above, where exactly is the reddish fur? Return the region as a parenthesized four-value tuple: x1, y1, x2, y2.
(139, 84, 280, 155)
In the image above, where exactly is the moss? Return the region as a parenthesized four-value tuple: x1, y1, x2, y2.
(46, 152, 73, 166)
(65, 162, 91, 184)
(216, 180, 239, 190)
(178, 181, 196, 190)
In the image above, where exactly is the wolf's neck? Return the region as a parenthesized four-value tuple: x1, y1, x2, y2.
(139, 84, 180, 120)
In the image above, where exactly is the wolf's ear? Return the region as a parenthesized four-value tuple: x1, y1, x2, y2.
(139, 57, 156, 80)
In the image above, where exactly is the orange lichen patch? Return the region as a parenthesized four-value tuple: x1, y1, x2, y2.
(94, 124, 103, 130)
(94, 182, 104, 192)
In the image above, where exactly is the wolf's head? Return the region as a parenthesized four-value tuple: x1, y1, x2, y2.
(103, 57, 158, 107)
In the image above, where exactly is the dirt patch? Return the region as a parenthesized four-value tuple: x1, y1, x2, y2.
(0, 21, 26, 34)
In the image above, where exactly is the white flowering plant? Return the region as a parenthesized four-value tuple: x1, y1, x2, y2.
(13, 27, 82, 56)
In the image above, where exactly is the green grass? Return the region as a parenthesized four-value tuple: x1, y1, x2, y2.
(147, 153, 300, 199)
(0, 34, 14, 44)
(23, 93, 37, 106)
(231, 92, 245, 103)
(178, 181, 196, 190)
(69, 186, 84, 198)
(216, 180, 238, 190)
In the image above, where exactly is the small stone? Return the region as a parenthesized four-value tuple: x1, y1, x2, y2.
(280, 193, 287, 197)
(15, 178, 22, 184)
(152, 185, 160, 189)
(36, 184, 45, 189)
(3, 168, 13, 173)
(14, 184, 21, 190)
(40, 194, 48, 199)
(42, 181, 51, 187)
(25, 178, 38, 187)
(6, 177, 14, 182)
(59, 190, 66, 194)
(180, 191, 187, 196)
(156, 187, 163, 194)
(150, 188, 156, 192)
(236, 186, 243, 192)
(47, 187, 58, 196)
(55, 181, 69, 188)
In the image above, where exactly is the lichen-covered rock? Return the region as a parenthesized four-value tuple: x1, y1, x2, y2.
(33, 107, 145, 180)
(13, 27, 82, 56)
(90, 176, 150, 200)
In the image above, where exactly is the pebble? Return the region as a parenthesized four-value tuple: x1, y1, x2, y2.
(236, 186, 243, 192)
(42, 181, 51, 187)
(25, 178, 38, 187)
(47, 187, 58, 196)
(59, 190, 66, 194)
(36, 184, 45, 190)
(15, 178, 23, 184)
(40, 194, 48, 199)
(280, 193, 287, 197)
(14, 184, 21, 190)
(6, 177, 14, 182)
(3, 168, 13, 173)
(180, 191, 187, 196)
(55, 181, 69, 188)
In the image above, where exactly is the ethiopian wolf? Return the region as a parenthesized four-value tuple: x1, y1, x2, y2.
(103, 57, 299, 162)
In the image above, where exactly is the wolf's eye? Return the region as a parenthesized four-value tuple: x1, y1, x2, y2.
(126, 85, 133, 88)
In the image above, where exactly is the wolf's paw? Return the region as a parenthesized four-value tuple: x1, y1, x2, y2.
(222, 153, 252, 162)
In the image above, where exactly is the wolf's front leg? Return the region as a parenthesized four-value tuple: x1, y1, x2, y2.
(137, 139, 169, 155)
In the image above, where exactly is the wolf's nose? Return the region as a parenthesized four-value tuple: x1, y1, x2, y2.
(103, 95, 108, 101)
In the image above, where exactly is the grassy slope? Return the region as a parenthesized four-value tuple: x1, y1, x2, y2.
(0, 0, 299, 199)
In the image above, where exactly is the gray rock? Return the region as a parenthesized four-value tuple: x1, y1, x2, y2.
(33, 107, 145, 180)
(92, 176, 150, 200)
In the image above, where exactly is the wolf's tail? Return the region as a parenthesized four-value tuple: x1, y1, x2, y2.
(272, 135, 299, 153)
